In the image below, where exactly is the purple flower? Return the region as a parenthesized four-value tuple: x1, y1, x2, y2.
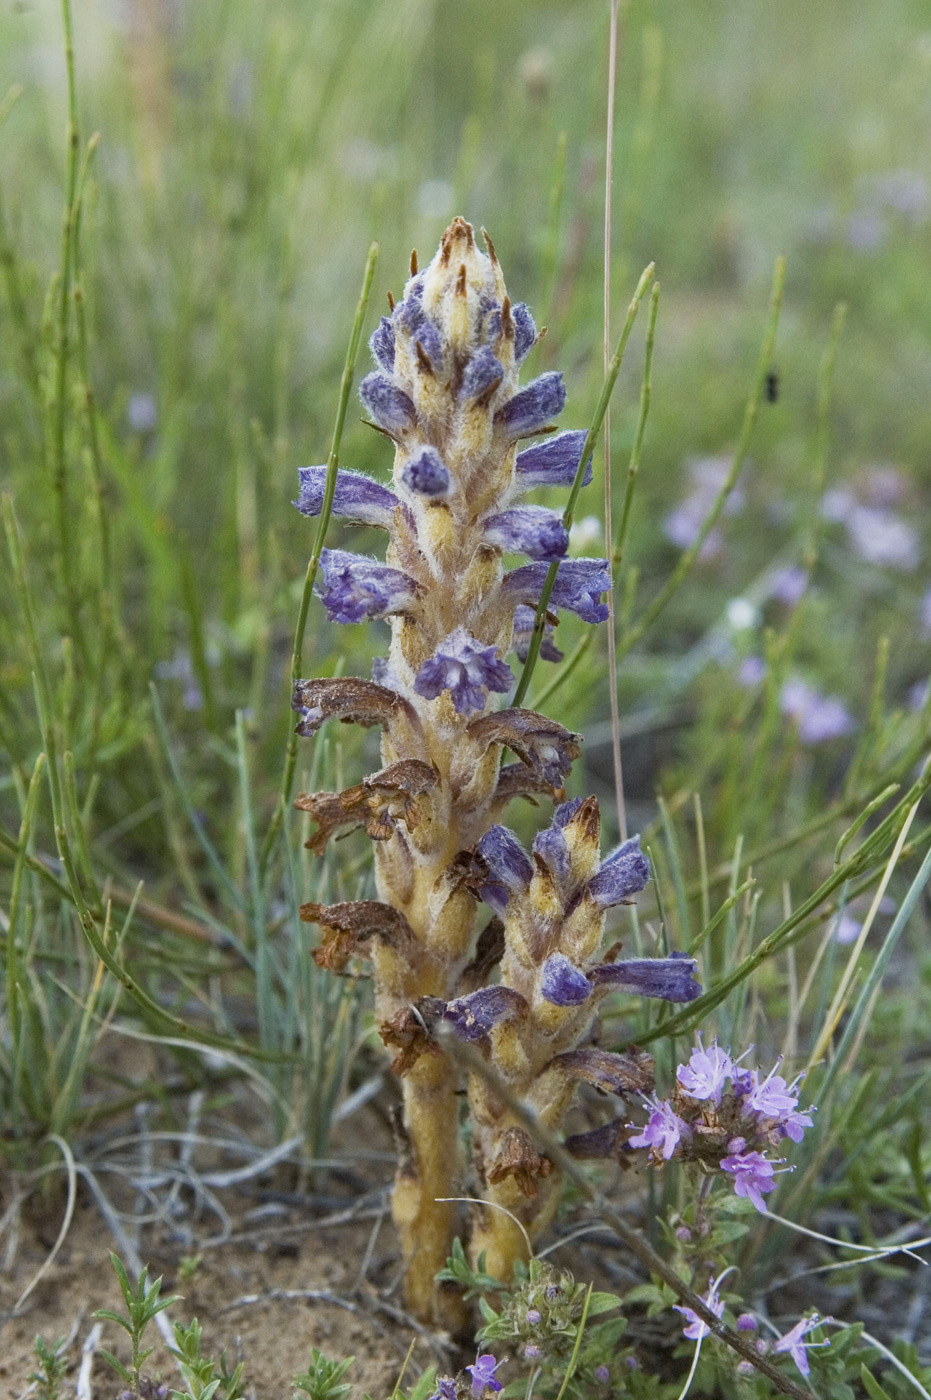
(462, 347, 504, 400)
(770, 566, 808, 606)
(674, 1278, 725, 1342)
(504, 558, 611, 624)
(483, 506, 569, 561)
(413, 628, 514, 716)
(358, 372, 415, 434)
(720, 1149, 782, 1212)
(466, 1353, 503, 1396)
(845, 504, 919, 570)
(526, 1308, 542, 1325)
(369, 316, 395, 372)
(515, 431, 593, 490)
(738, 655, 767, 687)
(540, 953, 593, 1006)
(773, 1315, 830, 1377)
(476, 825, 534, 913)
(628, 1097, 690, 1160)
(510, 605, 563, 663)
(524, 1344, 542, 1362)
(400, 445, 450, 497)
(512, 302, 537, 361)
(737, 1314, 757, 1332)
(676, 1038, 734, 1103)
(444, 986, 527, 1041)
(294, 466, 399, 530)
(496, 372, 566, 439)
(594, 1365, 610, 1384)
(780, 679, 855, 744)
(316, 548, 419, 624)
(426, 1379, 456, 1400)
(742, 1063, 797, 1118)
(586, 836, 651, 906)
(590, 953, 701, 1003)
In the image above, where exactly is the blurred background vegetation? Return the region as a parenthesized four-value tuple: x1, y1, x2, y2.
(1, 0, 930, 1337)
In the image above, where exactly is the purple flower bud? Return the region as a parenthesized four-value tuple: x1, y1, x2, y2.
(483, 506, 569, 561)
(510, 605, 563, 663)
(737, 1314, 758, 1332)
(476, 825, 533, 912)
(444, 986, 527, 1041)
(294, 466, 399, 530)
(316, 548, 419, 624)
(526, 1309, 542, 1325)
(400, 445, 450, 497)
(515, 431, 593, 490)
(532, 823, 570, 884)
(359, 373, 415, 434)
(504, 558, 611, 624)
(426, 1379, 457, 1400)
(462, 347, 504, 399)
(586, 835, 651, 906)
(413, 628, 514, 716)
(545, 1285, 561, 1300)
(540, 953, 592, 1006)
(496, 372, 566, 439)
(511, 302, 537, 361)
(676, 1226, 693, 1242)
(398, 274, 424, 326)
(589, 953, 702, 1003)
(594, 1366, 610, 1385)
(369, 316, 395, 372)
(524, 1344, 542, 1362)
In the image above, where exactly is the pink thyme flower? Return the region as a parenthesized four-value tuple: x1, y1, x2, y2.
(721, 1149, 785, 1212)
(773, 1315, 831, 1376)
(629, 1097, 690, 1160)
(676, 1037, 734, 1102)
(674, 1276, 725, 1341)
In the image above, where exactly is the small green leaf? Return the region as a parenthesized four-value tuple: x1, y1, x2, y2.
(97, 1349, 132, 1385)
(91, 1310, 134, 1334)
(860, 1365, 895, 1400)
(586, 1291, 623, 1316)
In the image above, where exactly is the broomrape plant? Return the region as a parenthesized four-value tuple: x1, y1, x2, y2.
(290, 219, 701, 1324)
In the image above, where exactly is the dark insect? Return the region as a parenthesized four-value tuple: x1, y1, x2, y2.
(765, 369, 779, 403)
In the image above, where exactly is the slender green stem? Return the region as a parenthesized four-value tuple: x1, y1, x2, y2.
(512, 260, 655, 708)
(51, 0, 86, 656)
(612, 280, 659, 572)
(617, 256, 786, 661)
(260, 240, 378, 872)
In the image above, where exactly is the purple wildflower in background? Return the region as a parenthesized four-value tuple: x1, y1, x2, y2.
(720, 1149, 783, 1212)
(496, 372, 566, 438)
(504, 558, 611, 623)
(510, 604, 563, 662)
(316, 549, 419, 623)
(674, 1277, 725, 1341)
(780, 678, 855, 744)
(515, 430, 593, 489)
(628, 1097, 690, 1160)
(845, 504, 919, 570)
(483, 505, 569, 561)
(738, 655, 767, 687)
(413, 628, 513, 715)
(770, 565, 808, 605)
(466, 1354, 503, 1396)
(676, 1038, 734, 1103)
(294, 466, 399, 529)
(663, 455, 745, 561)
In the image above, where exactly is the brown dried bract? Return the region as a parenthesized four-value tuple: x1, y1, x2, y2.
(300, 900, 416, 971)
(296, 760, 438, 854)
(467, 707, 581, 788)
(564, 1119, 631, 1163)
(291, 677, 418, 740)
(549, 1046, 654, 1097)
(490, 762, 559, 816)
(486, 1127, 553, 1198)
(459, 918, 506, 993)
(379, 997, 447, 1076)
